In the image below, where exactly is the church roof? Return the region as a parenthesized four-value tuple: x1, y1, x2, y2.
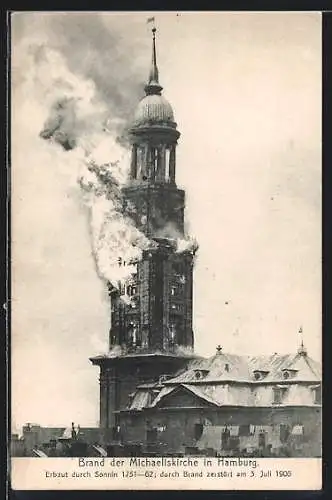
(128, 389, 152, 411)
(165, 351, 321, 385)
(122, 349, 321, 412)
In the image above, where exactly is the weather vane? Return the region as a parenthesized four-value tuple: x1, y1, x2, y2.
(147, 16, 156, 33)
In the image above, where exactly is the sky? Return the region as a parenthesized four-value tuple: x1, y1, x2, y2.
(11, 12, 321, 429)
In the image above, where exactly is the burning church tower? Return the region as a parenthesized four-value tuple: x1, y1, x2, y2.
(91, 27, 198, 429)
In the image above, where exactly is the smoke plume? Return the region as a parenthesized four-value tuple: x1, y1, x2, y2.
(12, 14, 157, 297)
(38, 81, 156, 291)
(13, 12, 196, 298)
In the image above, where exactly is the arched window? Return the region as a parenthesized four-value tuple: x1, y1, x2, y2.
(169, 322, 176, 342)
(128, 321, 139, 348)
(165, 147, 171, 182)
(136, 146, 145, 180)
(149, 147, 160, 180)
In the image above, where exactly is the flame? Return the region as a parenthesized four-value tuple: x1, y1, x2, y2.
(176, 236, 199, 255)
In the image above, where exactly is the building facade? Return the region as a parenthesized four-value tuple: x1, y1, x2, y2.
(118, 344, 321, 457)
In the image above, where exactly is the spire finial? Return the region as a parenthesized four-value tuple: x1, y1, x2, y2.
(297, 326, 307, 356)
(145, 20, 163, 95)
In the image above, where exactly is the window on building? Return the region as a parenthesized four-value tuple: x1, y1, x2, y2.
(253, 370, 269, 380)
(194, 369, 209, 380)
(112, 426, 121, 441)
(221, 429, 231, 450)
(194, 423, 203, 440)
(274, 388, 282, 403)
(146, 428, 158, 444)
(165, 148, 170, 182)
(128, 321, 139, 347)
(130, 298, 138, 309)
(150, 148, 159, 180)
(280, 424, 290, 443)
(291, 425, 304, 439)
(136, 147, 145, 180)
(141, 327, 149, 349)
(258, 432, 266, 449)
(281, 369, 298, 380)
(314, 386, 321, 404)
(171, 282, 183, 297)
(169, 323, 176, 341)
(159, 374, 171, 384)
(127, 285, 137, 297)
(171, 303, 181, 312)
(273, 386, 287, 404)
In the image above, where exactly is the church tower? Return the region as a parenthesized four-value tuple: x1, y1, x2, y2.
(91, 27, 197, 429)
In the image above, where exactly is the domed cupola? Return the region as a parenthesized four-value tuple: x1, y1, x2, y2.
(128, 26, 180, 184)
(134, 94, 175, 127)
(131, 27, 178, 132)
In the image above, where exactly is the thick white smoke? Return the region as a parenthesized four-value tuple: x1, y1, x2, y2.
(13, 38, 158, 293)
(13, 28, 196, 301)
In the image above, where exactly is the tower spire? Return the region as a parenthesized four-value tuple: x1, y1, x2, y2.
(145, 26, 163, 96)
(297, 326, 307, 356)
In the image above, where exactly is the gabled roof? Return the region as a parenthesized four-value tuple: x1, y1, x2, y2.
(249, 352, 321, 382)
(165, 351, 321, 385)
(166, 353, 252, 384)
(150, 384, 220, 408)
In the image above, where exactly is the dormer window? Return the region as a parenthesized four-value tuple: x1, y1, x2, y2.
(159, 374, 172, 384)
(281, 368, 298, 380)
(194, 369, 209, 380)
(253, 370, 269, 381)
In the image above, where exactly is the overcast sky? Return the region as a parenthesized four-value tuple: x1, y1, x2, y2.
(11, 12, 321, 429)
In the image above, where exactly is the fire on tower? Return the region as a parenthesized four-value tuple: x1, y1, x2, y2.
(90, 26, 198, 429)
